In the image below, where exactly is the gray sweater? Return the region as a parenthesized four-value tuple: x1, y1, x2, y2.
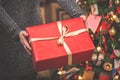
(0, 0, 84, 78)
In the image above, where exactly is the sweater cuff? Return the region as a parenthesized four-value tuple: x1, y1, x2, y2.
(10, 23, 22, 42)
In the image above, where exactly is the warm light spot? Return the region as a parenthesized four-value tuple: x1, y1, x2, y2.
(78, 75, 82, 80)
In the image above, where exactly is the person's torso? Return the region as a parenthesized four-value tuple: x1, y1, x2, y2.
(2, 0, 42, 28)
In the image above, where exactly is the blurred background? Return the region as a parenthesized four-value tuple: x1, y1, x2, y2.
(39, 0, 71, 23)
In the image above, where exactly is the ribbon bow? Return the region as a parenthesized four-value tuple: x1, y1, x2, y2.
(57, 25, 69, 45)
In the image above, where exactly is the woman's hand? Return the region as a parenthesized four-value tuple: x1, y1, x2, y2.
(19, 30, 32, 55)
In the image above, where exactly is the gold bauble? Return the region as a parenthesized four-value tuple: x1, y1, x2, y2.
(78, 75, 83, 80)
(109, 27, 116, 36)
(109, 17, 114, 22)
(96, 46, 102, 52)
(57, 70, 66, 75)
(112, 15, 120, 23)
(115, 0, 120, 5)
(103, 62, 113, 71)
(114, 75, 119, 80)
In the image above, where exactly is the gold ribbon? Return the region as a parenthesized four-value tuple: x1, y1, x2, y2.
(29, 21, 87, 65)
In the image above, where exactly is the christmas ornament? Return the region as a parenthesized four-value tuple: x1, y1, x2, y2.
(91, 53, 98, 61)
(84, 0, 87, 5)
(111, 68, 117, 80)
(57, 70, 67, 75)
(115, 0, 120, 5)
(103, 62, 113, 71)
(98, 53, 104, 60)
(57, 67, 80, 80)
(112, 14, 120, 23)
(114, 49, 120, 58)
(110, 53, 116, 59)
(107, 16, 115, 23)
(113, 75, 119, 80)
(96, 46, 102, 52)
(78, 75, 83, 80)
(91, 53, 104, 61)
(91, 53, 104, 66)
(107, 11, 120, 23)
(109, 27, 116, 36)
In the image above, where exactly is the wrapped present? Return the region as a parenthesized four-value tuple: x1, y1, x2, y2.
(82, 70, 95, 80)
(99, 72, 111, 80)
(26, 18, 95, 71)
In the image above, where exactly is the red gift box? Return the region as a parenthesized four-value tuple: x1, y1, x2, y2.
(99, 72, 110, 80)
(26, 18, 95, 71)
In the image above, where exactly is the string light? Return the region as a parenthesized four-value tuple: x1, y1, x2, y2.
(78, 75, 83, 80)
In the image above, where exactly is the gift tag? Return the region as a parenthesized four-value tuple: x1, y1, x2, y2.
(86, 14, 102, 33)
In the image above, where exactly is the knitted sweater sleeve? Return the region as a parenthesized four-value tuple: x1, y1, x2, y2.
(0, 0, 22, 41)
(56, 0, 85, 17)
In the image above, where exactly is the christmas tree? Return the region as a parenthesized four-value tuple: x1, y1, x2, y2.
(57, 0, 120, 80)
